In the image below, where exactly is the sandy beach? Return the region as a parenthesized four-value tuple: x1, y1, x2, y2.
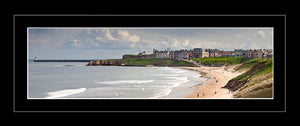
(177, 65, 243, 99)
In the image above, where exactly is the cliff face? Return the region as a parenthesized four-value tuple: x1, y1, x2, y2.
(223, 58, 273, 98)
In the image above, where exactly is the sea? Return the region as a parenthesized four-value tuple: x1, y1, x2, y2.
(28, 60, 206, 99)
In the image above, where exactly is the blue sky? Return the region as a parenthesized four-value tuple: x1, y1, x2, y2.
(28, 27, 273, 59)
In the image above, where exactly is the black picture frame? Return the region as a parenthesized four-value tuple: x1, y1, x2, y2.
(13, 14, 286, 114)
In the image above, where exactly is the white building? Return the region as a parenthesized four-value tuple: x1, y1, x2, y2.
(155, 50, 170, 59)
(201, 51, 209, 58)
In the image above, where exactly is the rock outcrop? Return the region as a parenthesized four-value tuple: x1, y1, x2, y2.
(87, 60, 123, 66)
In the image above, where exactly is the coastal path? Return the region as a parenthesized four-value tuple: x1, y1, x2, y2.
(181, 59, 201, 67)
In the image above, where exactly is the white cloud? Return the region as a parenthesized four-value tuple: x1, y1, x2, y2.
(190, 42, 201, 48)
(256, 30, 266, 38)
(94, 43, 100, 47)
(117, 30, 130, 39)
(182, 39, 190, 46)
(72, 40, 83, 47)
(189, 40, 221, 49)
(161, 41, 168, 46)
(90, 41, 100, 47)
(171, 39, 180, 47)
(96, 37, 104, 40)
(128, 34, 140, 42)
(130, 43, 136, 48)
(117, 30, 141, 42)
(102, 28, 118, 40)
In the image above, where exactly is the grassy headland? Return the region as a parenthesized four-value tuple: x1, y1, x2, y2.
(87, 58, 195, 67)
(223, 58, 273, 98)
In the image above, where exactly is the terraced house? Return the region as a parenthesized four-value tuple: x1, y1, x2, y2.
(124, 48, 273, 60)
(234, 49, 272, 58)
(155, 50, 170, 59)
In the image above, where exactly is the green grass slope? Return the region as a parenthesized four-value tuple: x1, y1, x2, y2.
(223, 58, 273, 98)
(123, 58, 195, 66)
(190, 57, 250, 66)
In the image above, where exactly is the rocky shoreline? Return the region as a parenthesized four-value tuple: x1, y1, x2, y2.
(87, 59, 124, 66)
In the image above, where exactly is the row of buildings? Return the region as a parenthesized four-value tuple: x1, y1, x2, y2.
(123, 48, 273, 59)
(153, 48, 272, 59)
(234, 49, 273, 58)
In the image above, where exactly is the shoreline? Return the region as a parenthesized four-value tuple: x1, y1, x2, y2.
(85, 65, 241, 99)
(176, 65, 243, 99)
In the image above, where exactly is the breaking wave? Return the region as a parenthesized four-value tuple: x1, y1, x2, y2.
(45, 88, 87, 99)
(96, 80, 154, 84)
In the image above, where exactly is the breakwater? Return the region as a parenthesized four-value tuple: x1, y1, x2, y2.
(34, 60, 93, 62)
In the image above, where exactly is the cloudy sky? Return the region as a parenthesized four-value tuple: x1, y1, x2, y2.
(28, 27, 273, 59)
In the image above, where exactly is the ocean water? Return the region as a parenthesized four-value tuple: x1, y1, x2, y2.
(28, 61, 206, 99)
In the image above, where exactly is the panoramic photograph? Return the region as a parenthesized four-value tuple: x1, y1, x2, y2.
(27, 27, 273, 99)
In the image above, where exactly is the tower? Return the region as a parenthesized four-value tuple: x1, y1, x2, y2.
(34, 56, 37, 61)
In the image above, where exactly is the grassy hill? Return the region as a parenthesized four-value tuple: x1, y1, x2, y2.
(88, 58, 195, 67)
(123, 58, 195, 67)
(190, 57, 250, 66)
(223, 58, 273, 98)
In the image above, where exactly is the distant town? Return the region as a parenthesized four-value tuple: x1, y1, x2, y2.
(123, 48, 273, 59)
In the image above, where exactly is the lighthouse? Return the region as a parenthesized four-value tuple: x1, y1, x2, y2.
(34, 56, 37, 62)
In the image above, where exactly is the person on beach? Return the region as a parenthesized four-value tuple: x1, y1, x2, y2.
(215, 91, 217, 94)
(197, 93, 199, 97)
(203, 93, 205, 96)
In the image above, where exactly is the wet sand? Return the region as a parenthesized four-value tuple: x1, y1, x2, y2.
(177, 65, 243, 99)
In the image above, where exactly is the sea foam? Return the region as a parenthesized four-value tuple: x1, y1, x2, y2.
(166, 77, 189, 88)
(45, 88, 87, 99)
(96, 80, 154, 84)
(151, 89, 172, 98)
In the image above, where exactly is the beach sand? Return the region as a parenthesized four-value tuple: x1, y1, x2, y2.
(178, 65, 243, 99)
